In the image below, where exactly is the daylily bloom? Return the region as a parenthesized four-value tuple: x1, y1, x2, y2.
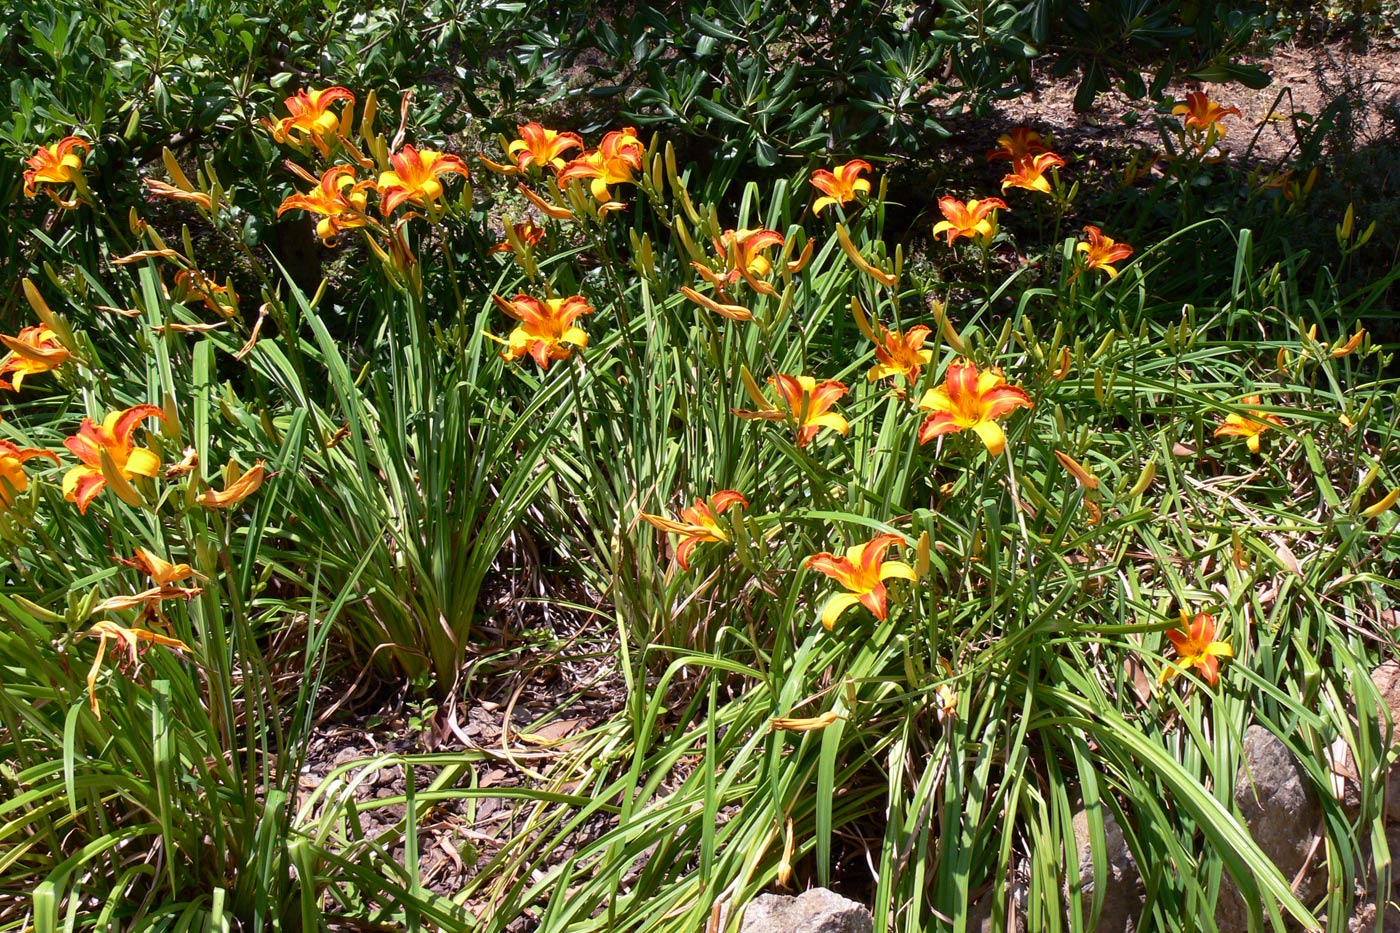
(264, 86, 355, 156)
(23, 136, 90, 202)
(639, 490, 748, 569)
(1160, 609, 1233, 686)
(917, 359, 1033, 456)
(62, 405, 165, 515)
(118, 547, 203, 587)
(0, 325, 70, 391)
(867, 324, 933, 384)
(1213, 395, 1284, 454)
(556, 127, 645, 203)
(932, 197, 1007, 246)
(1075, 226, 1134, 278)
(277, 164, 374, 245)
(506, 123, 585, 173)
(1172, 92, 1242, 138)
(377, 145, 470, 216)
(199, 459, 266, 509)
(1001, 151, 1066, 195)
(986, 127, 1050, 162)
(694, 228, 786, 296)
(0, 440, 59, 508)
(492, 293, 592, 370)
(95, 548, 204, 613)
(86, 619, 191, 719)
(735, 374, 850, 448)
(810, 159, 872, 215)
(805, 533, 918, 630)
(489, 221, 547, 254)
(173, 270, 240, 319)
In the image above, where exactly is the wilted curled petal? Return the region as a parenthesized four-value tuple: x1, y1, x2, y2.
(199, 459, 266, 508)
(769, 712, 841, 732)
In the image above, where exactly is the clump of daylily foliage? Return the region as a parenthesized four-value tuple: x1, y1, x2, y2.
(2, 72, 1397, 933)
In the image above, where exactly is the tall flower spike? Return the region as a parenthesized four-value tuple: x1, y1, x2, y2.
(805, 533, 918, 630)
(917, 359, 1033, 456)
(506, 123, 585, 173)
(0, 325, 70, 391)
(0, 440, 59, 509)
(1172, 92, 1242, 138)
(810, 160, 872, 215)
(23, 136, 90, 201)
(932, 197, 1007, 246)
(639, 490, 748, 570)
(62, 405, 165, 515)
(1001, 152, 1066, 195)
(1075, 226, 1134, 278)
(264, 87, 355, 156)
(492, 294, 592, 370)
(377, 145, 470, 216)
(277, 164, 374, 245)
(1160, 609, 1233, 686)
(1213, 395, 1284, 454)
(986, 127, 1050, 162)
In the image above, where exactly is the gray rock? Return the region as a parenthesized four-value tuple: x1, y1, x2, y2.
(1371, 661, 1400, 823)
(1071, 808, 1140, 932)
(739, 889, 874, 933)
(967, 883, 1026, 933)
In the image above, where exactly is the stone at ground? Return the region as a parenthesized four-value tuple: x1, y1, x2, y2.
(1071, 807, 1141, 932)
(967, 884, 1026, 933)
(739, 888, 874, 933)
(1371, 660, 1400, 823)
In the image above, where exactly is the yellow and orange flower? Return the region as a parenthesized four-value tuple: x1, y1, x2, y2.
(1160, 609, 1233, 686)
(0, 440, 59, 508)
(62, 405, 165, 515)
(23, 136, 90, 202)
(492, 293, 592, 370)
(556, 127, 645, 204)
(867, 324, 933, 384)
(810, 160, 872, 215)
(378, 145, 470, 216)
(489, 221, 547, 254)
(199, 458, 266, 509)
(0, 325, 70, 391)
(735, 374, 850, 448)
(805, 533, 918, 630)
(1075, 226, 1134, 278)
(277, 164, 374, 245)
(96, 547, 205, 613)
(173, 270, 240, 319)
(264, 86, 355, 156)
(639, 490, 748, 569)
(1000, 151, 1066, 195)
(917, 359, 1033, 456)
(86, 619, 191, 719)
(506, 123, 585, 173)
(932, 196, 1007, 246)
(694, 228, 787, 296)
(986, 126, 1050, 162)
(1172, 92, 1242, 138)
(1213, 395, 1284, 454)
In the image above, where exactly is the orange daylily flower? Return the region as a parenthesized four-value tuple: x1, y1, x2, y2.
(1075, 226, 1134, 278)
(23, 136, 90, 201)
(117, 547, 203, 587)
(556, 127, 645, 204)
(0, 326, 70, 391)
(805, 533, 918, 630)
(867, 324, 934, 384)
(694, 228, 787, 297)
(95, 548, 205, 613)
(932, 197, 1007, 246)
(489, 221, 547, 254)
(986, 127, 1050, 162)
(506, 123, 585, 173)
(734, 374, 850, 448)
(62, 405, 165, 515)
(86, 619, 191, 719)
(173, 270, 240, 319)
(492, 294, 592, 370)
(0, 440, 59, 508)
(199, 459, 266, 509)
(639, 490, 748, 569)
(1160, 610, 1233, 686)
(264, 86, 355, 156)
(1213, 395, 1284, 454)
(917, 359, 1033, 456)
(378, 145, 470, 216)
(277, 164, 374, 245)
(1172, 92, 1242, 138)
(1000, 151, 1066, 195)
(810, 159, 872, 215)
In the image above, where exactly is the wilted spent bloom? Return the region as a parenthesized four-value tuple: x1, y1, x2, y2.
(1213, 394, 1284, 454)
(504, 123, 585, 174)
(986, 126, 1051, 162)
(917, 359, 1033, 456)
(556, 127, 645, 205)
(378, 145, 470, 216)
(0, 440, 59, 509)
(1000, 151, 1066, 195)
(734, 374, 850, 448)
(23, 136, 90, 204)
(805, 533, 918, 630)
(0, 325, 70, 391)
(96, 548, 205, 614)
(1160, 609, 1233, 686)
(143, 178, 212, 212)
(932, 196, 1007, 246)
(86, 619, 191, 719)
(489, 221, 547, 254)
(867, 324, 933, 384)
(277, 164, 374, 245)
(264, 86, 355, 156)
(173, 270, 240, 319)
(1075, 226, 1134, 278)
(199, 458, 266, 509)
(492, 294, 592, 370)
(63, 404, 165, 515)
(810, 160, 872, 215)
(639, 490, 748, 569)
(1172, 92, 1242, 139)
